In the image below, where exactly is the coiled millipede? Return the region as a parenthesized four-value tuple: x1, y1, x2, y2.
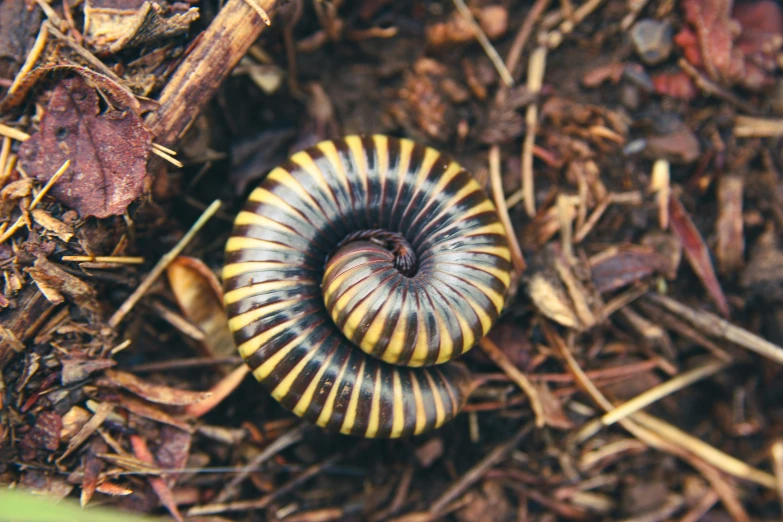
(222, 135, 513, 438)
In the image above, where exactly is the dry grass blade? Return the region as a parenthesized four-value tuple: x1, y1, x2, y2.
(521, 45, 547, 217)
(488, 145, 526, 277)
(601, 359, 730, 426)
(0, 123, 30, 142)
(61, 256, 145, 264)
(545, 324, 777, 490)
(772, 440, 783, 509)
(108, 199, 222, 328)
(646, 293, 783, 365)
(451, 0, 514, 86)
(479, 337, 545, 427)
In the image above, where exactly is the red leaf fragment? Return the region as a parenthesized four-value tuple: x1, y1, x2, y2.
(668, 194, 730, 317)
(130, 435, 184, 522)
(20, 410, 62, 456)
(651, 71, 698, 101)
(18, 76, 151, 219)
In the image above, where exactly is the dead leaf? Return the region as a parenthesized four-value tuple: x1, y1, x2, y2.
(669, 194, 730, 317)
(85, 0, 199, 55)
(20, 410, 62, 458)
(166, 256, 236, 361)
(32, 208, 75, 242)
(24, 256, 99, 312)
(112, 393, 193, 432)
(98, 369, 211, 406)
(60, 406, 91, 441)
(61, 356, 117, 385)
(58, 402, 113, 463)
(589, 245, 676, 293)
(18, 75, 151, 219)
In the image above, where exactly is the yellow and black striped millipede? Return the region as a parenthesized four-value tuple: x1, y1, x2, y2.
(222, 135, 513, 438)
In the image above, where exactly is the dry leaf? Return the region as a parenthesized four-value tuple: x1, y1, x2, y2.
(98, 369, 211, 406)
(24, 257, 99, 312)
(669, 194, 730, 317)
(166, 256, 236, 360)
(61, 356, 117, 385)
(18, 75, 151, 218)
(85, 0, 199, 55)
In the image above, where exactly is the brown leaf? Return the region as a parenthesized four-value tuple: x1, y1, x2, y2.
(60, 406, 91, 442)
(80, 438, 106, 507)
(99, 369, 211, 406)
(24, 256, 99, 312)
(669, 194, 730, 317)
(166, 256, 236, 360)
(31, 208, 75, 242)
(84, 0, 199, 55)
(58, 402, 113, 463)
(20, 410, 62, 457)
(18, 75, 151, 218)
(112, 393, 193, 432)
(589, 245, 676, 293)
(61, 356, 117, 385)
(156, 425, 191, 487)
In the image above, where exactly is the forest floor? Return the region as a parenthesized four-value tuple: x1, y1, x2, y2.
(2, 0, 783, 521)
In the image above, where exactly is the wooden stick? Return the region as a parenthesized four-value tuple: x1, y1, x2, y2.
(144, 0, 280, 148)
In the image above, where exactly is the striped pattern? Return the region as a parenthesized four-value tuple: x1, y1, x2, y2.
(223, 135, 512, 438)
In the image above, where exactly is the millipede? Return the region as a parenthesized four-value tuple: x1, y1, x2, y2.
(222, 135, 513, 438)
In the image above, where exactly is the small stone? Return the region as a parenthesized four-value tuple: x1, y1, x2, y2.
(631, 19, 674, 65)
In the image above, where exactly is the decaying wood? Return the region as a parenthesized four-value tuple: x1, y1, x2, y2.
(144, 0, 280, 148)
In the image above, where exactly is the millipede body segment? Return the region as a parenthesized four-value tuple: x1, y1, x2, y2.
(223, 135, 513, 438)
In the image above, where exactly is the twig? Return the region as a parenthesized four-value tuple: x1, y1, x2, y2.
(429, 421, 533, 516)
(243, 0, 272, 25)
(645, 293, 783, 366)
(678, 59, 757, 115)
(214, 424, 307, 503)
(0, 160, 70, 245)
(521, 46, 547, 217)
(190, 451, 345, 515)
(601, 359, 730, 426)
(479, 337, 545, 427)
(108, 199, 221, 328)
(451, 0, 514, 87)
(145, 0, 279, 147)
(504, 0, 552, 79)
